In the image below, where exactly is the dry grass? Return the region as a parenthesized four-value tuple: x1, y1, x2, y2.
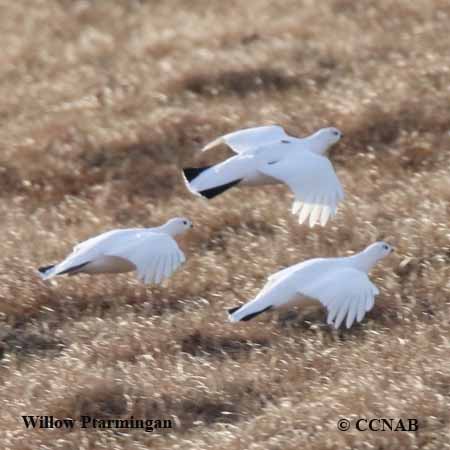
(0, 0, 450, 448)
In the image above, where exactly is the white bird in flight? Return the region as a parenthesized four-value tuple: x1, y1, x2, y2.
(183, 125, 344, 227)
(38, 217, 192, 284)
(228, 241, 394, 329)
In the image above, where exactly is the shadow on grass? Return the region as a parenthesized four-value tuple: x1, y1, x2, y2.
(172, 66, 330, 98)
(180, 329, 270, 359)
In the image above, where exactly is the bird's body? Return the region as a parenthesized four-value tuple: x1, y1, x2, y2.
(38, 218, 193, 284)
(189, 144, 285, 188)
(183, 125, 345, 227)
(228, 242, 394, 329)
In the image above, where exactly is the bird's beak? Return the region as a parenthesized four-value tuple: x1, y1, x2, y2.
(190, 223, 194, 228)
(391, 247, 395, 253)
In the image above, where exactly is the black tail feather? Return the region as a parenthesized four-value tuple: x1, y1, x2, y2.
(58, 261, 90, 276)
(198, 179, 242, 199)
(227, 306, 241, 315)
(240, 305, 273, 322)
(38, 264, 55, 274)
(183, 166, 213, 183)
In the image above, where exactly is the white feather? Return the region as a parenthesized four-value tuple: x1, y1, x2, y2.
(259, 150, 344, 227)
(186, 126, 345, 228)
(39, 218, 189, 284)
(202, 125, 289, 153)
(229, 242, 391, 329)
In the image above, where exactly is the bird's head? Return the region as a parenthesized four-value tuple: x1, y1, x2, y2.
(351, 241, 394, 272)
(364, 241, 395, 261)
(161, 217, 193, 236)
(307, 127, 343, 154)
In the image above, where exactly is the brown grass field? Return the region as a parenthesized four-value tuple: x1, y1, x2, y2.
(0, 0, 450, 448)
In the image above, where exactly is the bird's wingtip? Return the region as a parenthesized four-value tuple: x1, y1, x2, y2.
(201, 137, 223, 152)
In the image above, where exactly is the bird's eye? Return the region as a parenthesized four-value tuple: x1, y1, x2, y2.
(383, 244, 389, 250)
(333, 131, 339, 136)
(183, 221, 187, 225)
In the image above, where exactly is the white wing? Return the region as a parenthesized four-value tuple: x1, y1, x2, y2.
(202, 125, 289, 153)
(106, 232, 185, 284)
(259, 151, 344, 227)
(299, 267, 379, 329)
(72, 229, 140, 255)
(44, 229, 141, 277)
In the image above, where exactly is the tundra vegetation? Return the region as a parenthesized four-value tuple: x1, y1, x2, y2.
(0, 1, 449, 449)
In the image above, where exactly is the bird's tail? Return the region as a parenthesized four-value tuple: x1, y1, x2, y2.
(38, 261, 90, 280)
(182, 165, 242, 199)
(228, 304, 273, 322)
(182, 166, 212, 184)
(38, 264, 56, 280)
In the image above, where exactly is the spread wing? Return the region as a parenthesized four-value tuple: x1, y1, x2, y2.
(72, 229, 139, 255)
(202, 125, 289, 153)
(48, 229, 140, 276)
(259, 151, 344, 227)
(106, 232, 186, 284)
(299, 267, 379, 329)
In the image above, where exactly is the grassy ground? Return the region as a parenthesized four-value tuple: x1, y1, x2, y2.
(1, 0, 450, 448)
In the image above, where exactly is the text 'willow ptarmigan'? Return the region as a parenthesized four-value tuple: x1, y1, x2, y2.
(228, 242, 394, 329)
(183, 125, 344, 227)
(38, 217, 192, 284)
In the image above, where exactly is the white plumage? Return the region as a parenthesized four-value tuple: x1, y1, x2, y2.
(38, 217, 192, 284)
(201, 125, 288, 153)
(183, 125, 345, 227)
(228, 242, 394, 329)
